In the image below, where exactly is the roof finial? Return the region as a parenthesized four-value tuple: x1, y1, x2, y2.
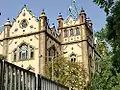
(58, 12, 62, 17)
(5, 18, 11, 25)
(81, 7, 85, 12)
(24, 4, 27, 7)
(41, 9, 46, 15)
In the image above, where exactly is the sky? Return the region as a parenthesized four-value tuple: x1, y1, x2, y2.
(0, 0, 106, 32)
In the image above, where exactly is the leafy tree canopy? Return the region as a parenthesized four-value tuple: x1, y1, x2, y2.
(93, 0, 113, 14)
(0, 54, 5, 60)
(45, 56, 88, 90)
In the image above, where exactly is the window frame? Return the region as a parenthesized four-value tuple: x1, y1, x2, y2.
(76, 28, 80, 35)
(19, 44, 28, 60)
(64, 29, 68, 38)
(70, 29, 74, 36)
(70, 53, 76, 62)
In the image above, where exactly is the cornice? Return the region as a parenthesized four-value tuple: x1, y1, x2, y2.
(0, 30, 61, 45)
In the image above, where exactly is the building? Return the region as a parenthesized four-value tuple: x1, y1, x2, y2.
(0, 0, 100, 83)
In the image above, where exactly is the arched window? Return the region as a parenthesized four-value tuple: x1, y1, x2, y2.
(30, 46, 34, 59)
(49, 47, 55, 61)
(76, 28, 80, 35)
(70, 54, 76, 62)
(70, 29, 74, 36)
(64, 30, 68, 37)
(14, 49, 17, 61)
(19, 44, 28, 60)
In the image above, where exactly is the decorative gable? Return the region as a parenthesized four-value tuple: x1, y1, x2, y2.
(9, 5, 39, 37)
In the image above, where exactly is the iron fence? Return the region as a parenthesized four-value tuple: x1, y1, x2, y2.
(0, 60, 69, 90)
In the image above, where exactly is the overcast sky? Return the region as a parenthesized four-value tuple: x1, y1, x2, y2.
(0, 0, 106, 32)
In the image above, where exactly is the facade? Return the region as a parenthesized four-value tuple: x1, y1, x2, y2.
(0, 1, 100, 83)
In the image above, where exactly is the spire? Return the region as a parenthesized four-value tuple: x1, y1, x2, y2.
(65, 0, 79, 21)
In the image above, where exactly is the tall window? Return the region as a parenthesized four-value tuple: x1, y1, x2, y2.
(76, 28, 80, 35)
(49, 47, 55, 61)
(19, 44, 28, 60)
(14, 49, 17, 61)
(64, 30, 68, 37)
(70, 54, 76, 62)
(70, 29, 74, 36)
(30, 46, 34, 59)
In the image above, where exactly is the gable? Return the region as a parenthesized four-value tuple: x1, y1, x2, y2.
(63, 16, 79, 27)
(9, 6, 39, 37)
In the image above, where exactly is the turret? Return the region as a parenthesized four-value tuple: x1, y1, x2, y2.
(57, 13, 63, 29)
(4, 18, 12, 38)
(39, 9, 47, 30)
(79, 8, 86, 24)
(57, 13, 64, 41)
(3, 18, 12, 58)
(86, 17, 93, 31)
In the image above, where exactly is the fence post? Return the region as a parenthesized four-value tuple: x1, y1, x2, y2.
(1, 60, 5, 90)
(37, 74, 41, 90)
(0, 60, 2, 90)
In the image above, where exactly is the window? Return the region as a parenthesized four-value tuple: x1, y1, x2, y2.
(49, 47, 55, 61)
(13, 43, 34, 61)
(70, 54, 76, 62)
(14, 49, 17, 61)
(30, 46, 34, 59)
(70, 29, 74, 36)
(76, 28, 80, 35)
(64, 30, 68, 37)
(20, 19, 28, 28)
(19, 44, 28, 60)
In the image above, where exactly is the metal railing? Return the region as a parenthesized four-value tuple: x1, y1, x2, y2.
(0, 60, 69, 90)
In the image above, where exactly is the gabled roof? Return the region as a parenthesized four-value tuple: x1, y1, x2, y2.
(12, 4, 38, 25)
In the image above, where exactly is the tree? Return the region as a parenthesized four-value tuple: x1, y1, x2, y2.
(91, 0, 120, 89)
(106, 0, 120, 73)
(91, 27, 120, 90)
(93, 0, 113, 15)
(45, 56, 88, 90)
(91, 29, 117, 90)
(0, 54, 5, 60)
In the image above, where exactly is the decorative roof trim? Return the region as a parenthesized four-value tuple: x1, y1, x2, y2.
(11, 5, 38, 26)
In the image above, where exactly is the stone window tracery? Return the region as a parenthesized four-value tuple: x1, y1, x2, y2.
(13, 43, 34, 61)
(19, 44, 28, 60)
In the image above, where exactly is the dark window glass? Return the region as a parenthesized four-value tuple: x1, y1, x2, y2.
(30, 47, 34, 59)
(14, 49, 17, 61)
(64, 30, 68, 37)
(70, 54, 76, 62)
(76, 28, 80, 35)
(70, 29, 74, 36)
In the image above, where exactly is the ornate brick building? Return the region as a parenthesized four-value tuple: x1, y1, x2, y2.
(0, 0, 100, 82)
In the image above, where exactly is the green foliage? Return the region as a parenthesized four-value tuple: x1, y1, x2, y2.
(91, 1, 120, 89)
(45, 56, 87, 90)
(106, 0, 120, 73)
(93, 0, 113, 15)
(94, 28, 109, 56)
(0, 54, 5, 60)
